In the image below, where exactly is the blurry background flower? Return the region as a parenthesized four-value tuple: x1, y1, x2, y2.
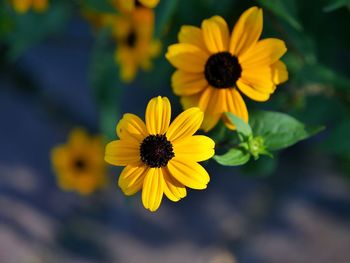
(51, 128, 107, 195)
(111, 0, 160, 13)
(11, 0, 49, 14)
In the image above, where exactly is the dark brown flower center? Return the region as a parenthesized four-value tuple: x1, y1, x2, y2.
(204, 52, 242, 88)
(140, 134, 175, 168)
(125, 31, 137, 47)
(74, 158, 86, 171)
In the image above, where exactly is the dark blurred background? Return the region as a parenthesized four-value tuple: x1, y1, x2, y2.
(1, 0, 350, 262)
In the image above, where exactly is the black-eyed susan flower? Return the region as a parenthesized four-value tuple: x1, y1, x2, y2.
(102, 8, 161, 82)
(11, 0, 48, 13)
(111, 0, 160, 13)
(51, 128, 107, 195)
(105, 96, 215, 212)
(165, 6, 288, 132)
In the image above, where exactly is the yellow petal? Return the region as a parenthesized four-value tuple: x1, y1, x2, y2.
(241, 66, 275, 93)
(118, 165, 148, 196)
(236, 80, 271, 102)
(180, 93, 202, 109)
(142, 168, 164, 212)
(162, 167, 187, 202)
(230, 6, 263, 56)
(202, 16, 230, 53)
(33, 0, 48, 12)
(222, 89, 249, 130)
(105, 140, 140, 166)
(171, 70, 207, 96)
(178, 25, 207, 51)
(145, 96, 171, 135)
(239, 38, 287, 67)
(116, 113, 147, 143)
(271, 60, 288, 84)
(166, 108, 203, 142)
(139, 0, 160, 8)
(12, 0, 31, 13)
(165, 43, 208, 73)
(198, 87, 224, 132)
(173, 135, 215, 162)
(167, 159, 210, 190)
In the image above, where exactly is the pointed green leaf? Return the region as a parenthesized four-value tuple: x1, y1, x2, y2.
(249, 111, 324, 151)
(225, 112, 252, 139)
(323, 0, 350, 12)
(213, 148, 250, 166)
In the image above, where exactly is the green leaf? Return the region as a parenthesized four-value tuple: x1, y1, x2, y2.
(81, 0, 116, 13)
(213, 148, 250, 166)
(225, 112, 252, 139)
(323, 0, 350, 12)
(249, 111, 324, 151)
(258, 0, 303, 31)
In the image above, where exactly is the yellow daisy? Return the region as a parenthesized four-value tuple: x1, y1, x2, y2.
(103, 8, 161, 82)
(105, 96, 215, 212)
(111, 0, 160, 13)
(51, 128, 107, 195)
(165, 6, 288, 131)
(11, 0, 48, 13)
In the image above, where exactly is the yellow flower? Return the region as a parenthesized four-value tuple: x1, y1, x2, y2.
(103, 8, 161, 82)
(165, 6, 288, 131)
(11, 0, 48, 13)
(111, 0, 160, 13)
(105, 96, 215, 212)
(51, 128, 107, 195)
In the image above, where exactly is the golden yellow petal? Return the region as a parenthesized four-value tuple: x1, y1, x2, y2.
(198, 87, 224, 132)
(145, 96, 171, 135)
(241, 66, 275, 93)
(222, 89, 249, 130)
(180, 93, 202, 110)
(105, 140, 140, 166)
(229, 6, 263, 56)
(33, 0, 48, 12)
(178, 25, 208, 51)
(139, 0, 160, 8)
(116, 113, 147, 143)
(162, 167, 187, 202)
(118, 165, 148, 196)
(173, 135, 215, 162)
(202, 16, 230, 53)
(239, 38, 287, 67)
(166, 108, 203, 142)
(12, 0, 31, 13)
(167, 159, 210, 190)
(271, 60, 289, 85)
(171, 70, 207, 96)
(165, 43, 208, 73)
(236, 80, 271, 102)
(142, 168, 164, 212)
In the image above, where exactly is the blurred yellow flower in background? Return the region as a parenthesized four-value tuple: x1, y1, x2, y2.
(104, 8, 161, 82)
(166, 6, 288, 132)
(105, 96, 215, 212)
(111, 0, 160, 13)
(51, 128, 107, 195)
(11, 0, 48, 13)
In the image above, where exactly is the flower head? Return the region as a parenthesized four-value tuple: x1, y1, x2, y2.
(166, 7, 288, 131)
(51, 129, 107, 195)
(103, 8, 161, 82)
(111, 0, 160, 13)
(105, 96, 215, 212)
(11, 0, 48, 13)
